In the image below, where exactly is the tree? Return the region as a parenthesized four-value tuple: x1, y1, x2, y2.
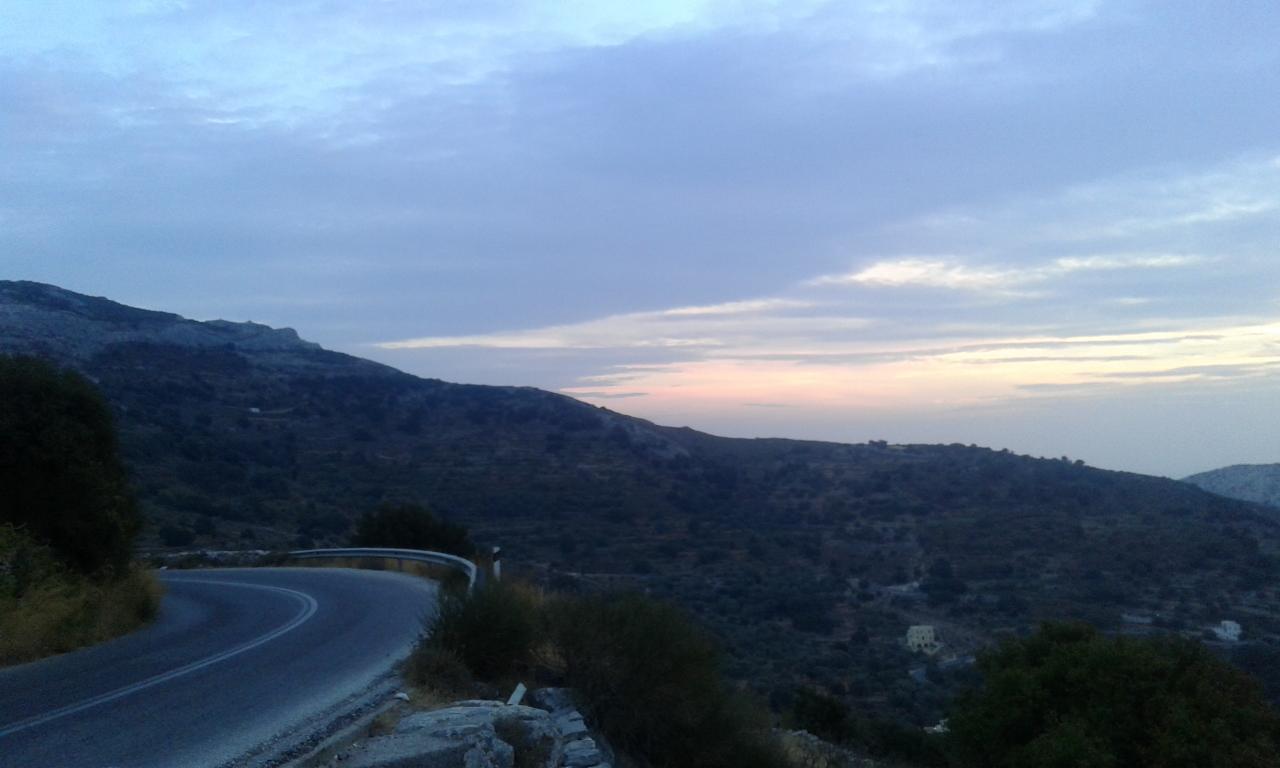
(350, 501, 473, 556)
(0, 356, 141, 574)
(947, 623, 1280, 768)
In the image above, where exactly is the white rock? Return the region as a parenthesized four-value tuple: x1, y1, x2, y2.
(562, 737, 603, 767)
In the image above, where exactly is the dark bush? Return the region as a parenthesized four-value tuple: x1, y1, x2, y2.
(790, 688, 849, 742)
(552, 593, 786, 768)
(0, 356, 141, 574)
(403, 644, 474, 699)
(789, 687, 947, 766)
(351, 501, 473, 557)
(426, 581, 541, 681)
(158, 525, 195, 548)
(948, 622, 1280, 768)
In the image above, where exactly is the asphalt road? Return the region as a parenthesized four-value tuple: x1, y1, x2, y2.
(0, 567, 438, 768)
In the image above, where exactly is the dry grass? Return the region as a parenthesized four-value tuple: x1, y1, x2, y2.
(403, 644, 475, 700)
(0, 566, 163, 666)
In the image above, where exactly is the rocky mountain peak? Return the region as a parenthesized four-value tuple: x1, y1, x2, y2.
(0, 280, 320, 360)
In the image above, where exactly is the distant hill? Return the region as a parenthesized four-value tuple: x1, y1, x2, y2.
(5, 279, 1280, 725)
(1185, 464, 1280, 510)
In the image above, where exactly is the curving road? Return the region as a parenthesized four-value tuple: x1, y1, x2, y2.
(0, 567, 438, 768)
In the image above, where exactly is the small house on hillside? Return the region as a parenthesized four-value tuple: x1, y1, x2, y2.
(1212, 620, 1242, 643)
(906, 625, 942, 655)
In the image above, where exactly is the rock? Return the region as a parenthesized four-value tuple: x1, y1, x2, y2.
(561, 737, 603, 767)
(397, 702, 550, 736)
(529, 687, 576, 714)
(553, 712, 589, 740)
(337, 693, 608, 768)
(463, 731, 515, 768)
(341, 732, 471, 768)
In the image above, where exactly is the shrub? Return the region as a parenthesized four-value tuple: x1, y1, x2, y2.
(552, 593, 786, 768)
(351, 501, 474, 557)
(409, 582, 786, 767)
(0, 528, 162, 665)
(948, 622, 1280, 768)
(426, 580, 542, 681)
(0, 356, 141, 574)
(788, 688, 947, 766)
(403, 645, 474, 699)
(159, 525, 196, 548)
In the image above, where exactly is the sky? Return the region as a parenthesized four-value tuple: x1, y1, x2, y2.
(3, 0, 1279, 477)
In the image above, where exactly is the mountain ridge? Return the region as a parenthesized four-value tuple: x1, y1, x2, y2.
(1185, 463, 1280, 510)
(0, 280, 321, 361)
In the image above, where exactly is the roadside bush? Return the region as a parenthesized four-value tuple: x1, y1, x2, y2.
(351, 501, 474, 557)
(403, 645, 474, 700)
(407, 581, 786, 767)
(425, 580, 542, 681)
(552, 593, 786, 768)
(0, 526, 162, 665)
(0, 358, 161, 665)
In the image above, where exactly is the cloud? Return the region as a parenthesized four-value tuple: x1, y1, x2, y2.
(810, 253, 1202, 292)
(811, 258, 1012, 290)
(378, 298, 856, 351)
(560, 390, 647, 399)
(370, 147, 1277, 429)
(0, 0, 1108, 130)
(550, 319, 1280, 418)
(661, 298, 814, 316)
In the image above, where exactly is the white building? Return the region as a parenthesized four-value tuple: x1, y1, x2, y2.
(1212, 620, 1242, 642)
(906, 625, 942, 655)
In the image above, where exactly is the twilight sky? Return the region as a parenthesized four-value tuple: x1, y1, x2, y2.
(3, 1, 1279, 477)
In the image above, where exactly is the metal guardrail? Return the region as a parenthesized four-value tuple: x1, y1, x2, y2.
(287, 547, 480, 592)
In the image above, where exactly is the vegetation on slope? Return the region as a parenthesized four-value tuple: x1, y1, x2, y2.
(790, 622, 1280, 767)
(948, 623, 1280, 767)
(410, 581, 787, 768)
(0, 355, 160, 665)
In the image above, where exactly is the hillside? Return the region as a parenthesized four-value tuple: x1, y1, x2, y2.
(1185, 464, 1280, 510)
(5, 280, 1280, 725)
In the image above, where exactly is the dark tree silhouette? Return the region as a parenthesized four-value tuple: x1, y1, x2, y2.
(0, 356, 141, 574)
(350, 501, 473, 557)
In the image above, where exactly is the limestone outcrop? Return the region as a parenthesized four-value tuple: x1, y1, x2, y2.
(333, 691, 612, 768)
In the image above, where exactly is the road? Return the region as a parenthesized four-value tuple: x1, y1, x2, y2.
(0, 567, 437, 768)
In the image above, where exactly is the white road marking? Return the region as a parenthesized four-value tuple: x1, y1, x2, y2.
(0, 579, 319, 739)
